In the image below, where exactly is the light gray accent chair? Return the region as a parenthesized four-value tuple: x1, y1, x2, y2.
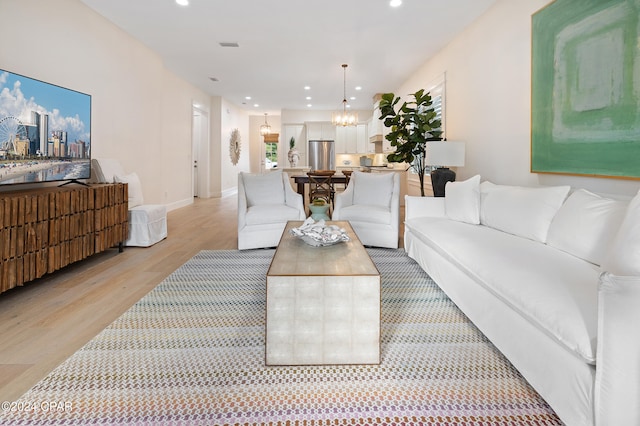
(237, 171, 306, 250)
(332, 171, 400, 248)
(91, 158, 167, 247)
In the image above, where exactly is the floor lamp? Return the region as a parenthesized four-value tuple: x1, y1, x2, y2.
(425, 141, 465, 197)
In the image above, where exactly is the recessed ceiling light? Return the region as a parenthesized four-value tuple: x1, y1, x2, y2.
(245, 96, 252, 100)
(355, 86, 362, 91)
(390, 0, 402, 7)
(176, 0, 189, 6)
(350, 96, 356, 100)
(307, 104, 313, 108)
(304, 86, 311, 90)
(253, 104, 259, 107)
(306, 96, 312, 100)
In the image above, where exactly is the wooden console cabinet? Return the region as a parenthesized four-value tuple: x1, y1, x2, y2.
(0, 184, 128, 294)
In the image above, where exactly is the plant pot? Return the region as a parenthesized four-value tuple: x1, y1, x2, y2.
(309, 204, 330, 221)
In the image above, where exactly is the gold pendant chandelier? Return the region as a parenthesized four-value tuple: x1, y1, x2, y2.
(260, 113, 271, 136)
(332, 64, 358, 127)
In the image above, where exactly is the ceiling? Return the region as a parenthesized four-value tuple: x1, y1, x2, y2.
(81, 0, 498, 115)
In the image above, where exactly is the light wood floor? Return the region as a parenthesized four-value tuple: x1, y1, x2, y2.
(0, 195, 404, 402)
(0, 196, 240, 402)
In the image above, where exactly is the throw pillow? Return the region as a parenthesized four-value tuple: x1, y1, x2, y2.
(480, 183, 570, 243)
(352, 171, 394, 207)
(547, 189, 628, 266)
(602, 190, 640, 276)
(92, 158, 126, 183)
(444, 175, 481, 224)
(242, 171, 285, 207)
(114, 172, 144, 208)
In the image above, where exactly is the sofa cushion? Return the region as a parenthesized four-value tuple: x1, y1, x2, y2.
(243, 171, 285, 207)
(445, 175, 481, 224)
(114, 172, 144, 208)
(405, 216, 599, 364)
(602, 190, 640, 276)
(335, 204, 391, 225)
(547, 189, 627, 266)
(352, 172, 394, 208)
(245, 204, 302, 226)
(480, 182, 570, 243)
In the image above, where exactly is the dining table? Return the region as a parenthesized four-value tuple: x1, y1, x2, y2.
(291, 174, 349, 197)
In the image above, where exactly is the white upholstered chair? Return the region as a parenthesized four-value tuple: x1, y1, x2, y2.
(238, 171, 306, 250)
(332, 171, 400, 248)
(91, 158, 167, 247)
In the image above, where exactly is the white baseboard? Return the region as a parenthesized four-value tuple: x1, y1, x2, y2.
(166, 197, 194, 212)
(221, 187, 238, 198)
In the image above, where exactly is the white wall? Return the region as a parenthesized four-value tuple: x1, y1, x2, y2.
(4, 0, 636, 205)
(0, 0, 232, 209)
(398, 0, 640, 197)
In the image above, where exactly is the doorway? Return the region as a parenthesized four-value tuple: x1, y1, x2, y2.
(192, 105, 210, 198)
(262, 132, 279, 172)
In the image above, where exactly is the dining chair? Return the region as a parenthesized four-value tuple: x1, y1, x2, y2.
(307, 170, 335, 206)
(342, 170, 353, 188)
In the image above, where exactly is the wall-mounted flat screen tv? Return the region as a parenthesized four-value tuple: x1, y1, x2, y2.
(0, 68, 91, 186)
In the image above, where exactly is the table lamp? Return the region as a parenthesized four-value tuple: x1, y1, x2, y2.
(425, 141, 465, 197)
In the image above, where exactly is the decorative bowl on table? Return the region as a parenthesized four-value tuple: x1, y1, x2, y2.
(290, 218, 350, 247)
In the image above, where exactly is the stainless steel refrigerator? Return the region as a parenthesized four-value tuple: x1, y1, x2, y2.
(308, 140, 335, 171)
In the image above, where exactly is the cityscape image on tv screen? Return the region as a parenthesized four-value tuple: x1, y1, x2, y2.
(0, 69, 91, 185)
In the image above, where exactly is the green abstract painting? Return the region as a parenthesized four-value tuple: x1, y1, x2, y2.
(531, 0, 640, 179)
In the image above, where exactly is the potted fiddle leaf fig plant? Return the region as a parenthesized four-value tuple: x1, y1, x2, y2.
(379, 89, 443, 196)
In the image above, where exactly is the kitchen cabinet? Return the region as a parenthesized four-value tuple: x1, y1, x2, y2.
(282, 124, 306, 166)
(382, 130, 393, 153)
(369, 101, 384, 140)
(369, 96, 393, 152)
(335, 124, 368, 154)
(356, 123, 368, 153)
(306, 122, 336, 141)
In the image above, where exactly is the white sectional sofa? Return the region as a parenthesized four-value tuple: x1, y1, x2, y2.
(404, 175, 640, 426)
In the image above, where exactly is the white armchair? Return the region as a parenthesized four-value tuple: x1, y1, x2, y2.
(238, 171, 306, 250)
(333, 171, 400, 248)
(91, 158, 167, 247)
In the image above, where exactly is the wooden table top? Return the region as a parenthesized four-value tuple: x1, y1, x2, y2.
(267, 221, 380, 277)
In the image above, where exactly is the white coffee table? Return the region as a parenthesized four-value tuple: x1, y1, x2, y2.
(265, 221, 381, 366)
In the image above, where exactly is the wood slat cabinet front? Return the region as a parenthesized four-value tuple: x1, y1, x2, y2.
(0, 184, 128, 294)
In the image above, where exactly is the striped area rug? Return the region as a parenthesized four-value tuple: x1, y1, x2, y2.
(1, 249, 561, 425)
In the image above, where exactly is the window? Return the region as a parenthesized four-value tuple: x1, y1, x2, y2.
(263, 133, 279, 169)
(425, 76, 445, 175)
(265, 142, 278, 169)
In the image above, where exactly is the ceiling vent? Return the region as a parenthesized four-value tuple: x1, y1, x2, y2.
(209, 77, 219, 82)
(219, 42, 239, 48)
